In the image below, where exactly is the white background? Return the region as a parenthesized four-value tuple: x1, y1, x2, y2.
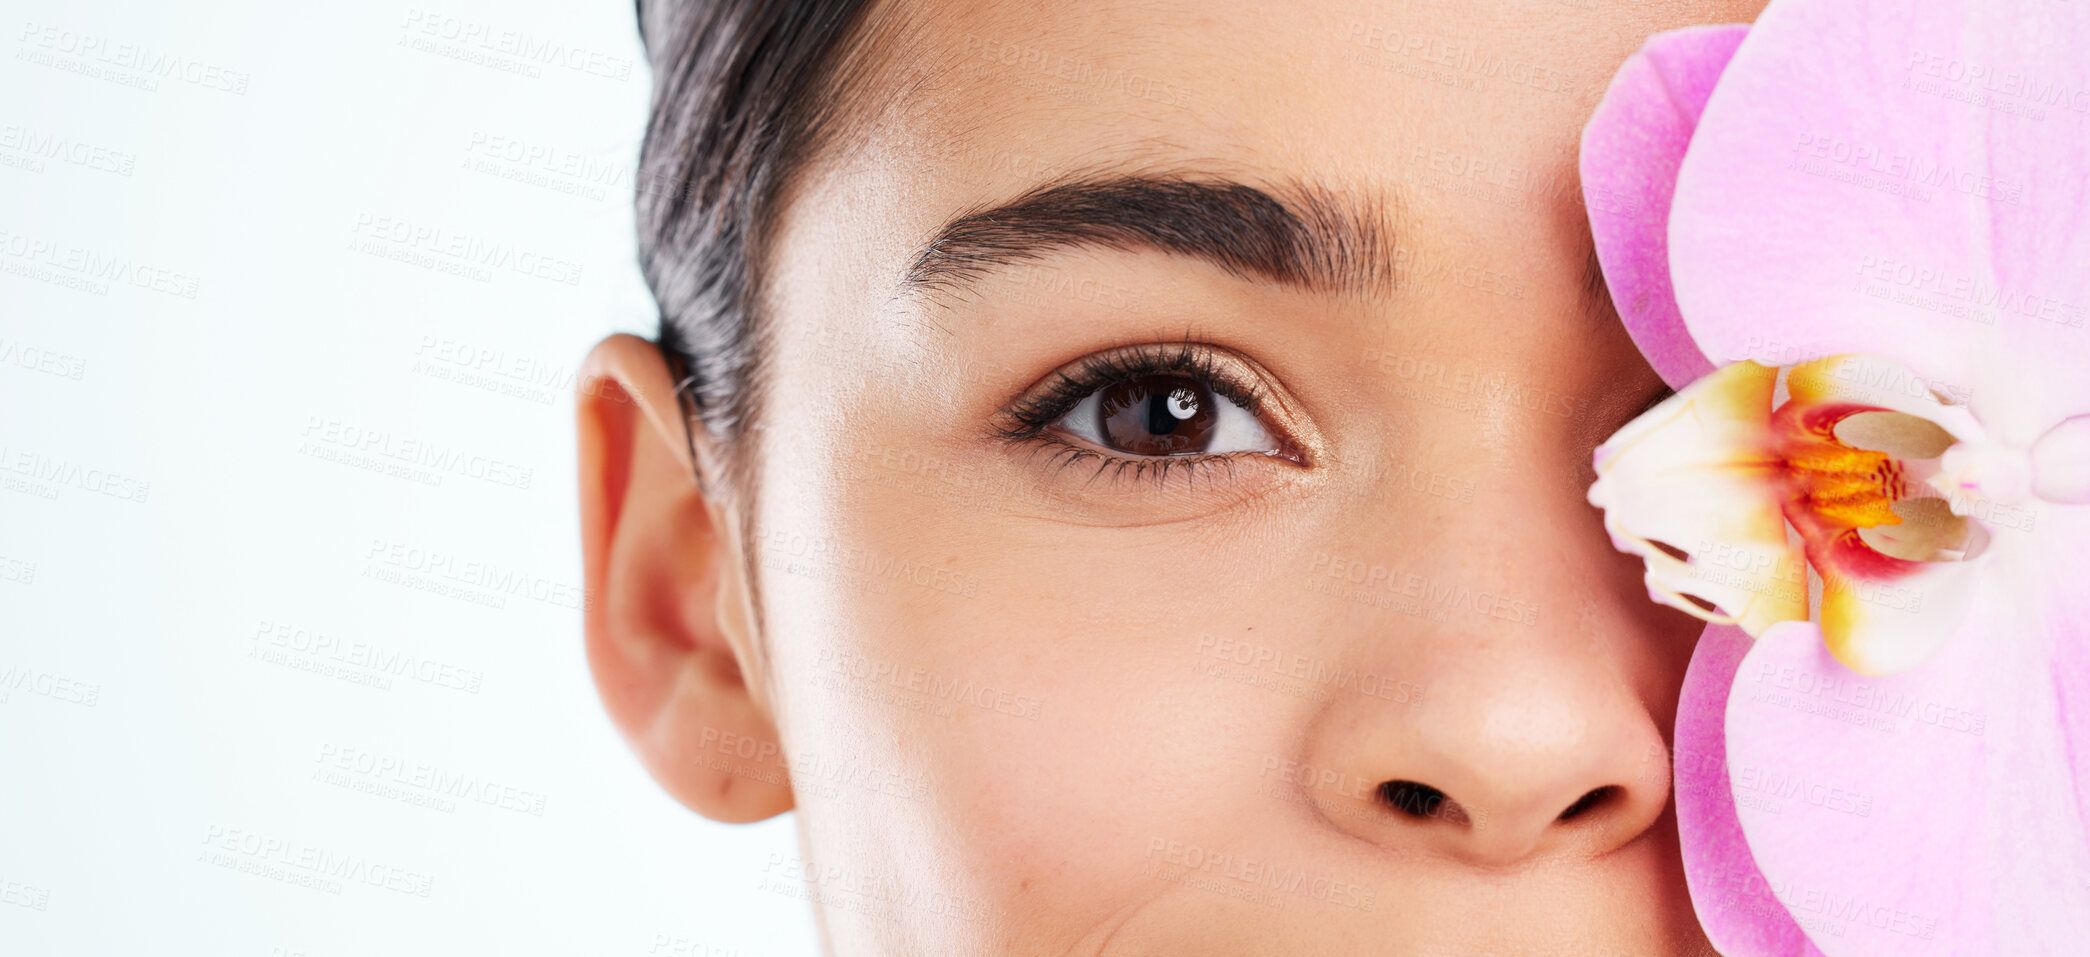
(0, 1, 817, 954)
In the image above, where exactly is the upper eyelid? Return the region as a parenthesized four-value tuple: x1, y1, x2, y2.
(993, 341, 1269, 441)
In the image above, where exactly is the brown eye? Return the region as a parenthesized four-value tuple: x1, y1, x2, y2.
(1048, 365, 1283, 460)
(1095, 375, 1220, 455)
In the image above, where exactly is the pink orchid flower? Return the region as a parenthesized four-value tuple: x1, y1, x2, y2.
(1579, 1, 2090, 953)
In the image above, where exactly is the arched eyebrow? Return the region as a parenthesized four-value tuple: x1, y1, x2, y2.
(897, 175, 1402, 301)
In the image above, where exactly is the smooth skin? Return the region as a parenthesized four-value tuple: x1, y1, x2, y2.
(580, 0, 1766, 953)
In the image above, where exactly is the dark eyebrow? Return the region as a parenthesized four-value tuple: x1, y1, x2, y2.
(898, 175, 1400, 300)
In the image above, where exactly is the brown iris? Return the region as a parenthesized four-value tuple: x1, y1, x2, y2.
(1094, 375, 1218, 455)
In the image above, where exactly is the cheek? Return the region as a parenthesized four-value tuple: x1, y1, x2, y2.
(757, 461, 1313, 938)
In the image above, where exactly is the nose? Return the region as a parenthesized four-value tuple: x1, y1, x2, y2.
(1296, 629, 1673, 867)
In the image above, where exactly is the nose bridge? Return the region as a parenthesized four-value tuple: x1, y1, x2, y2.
(1342, 423, 1598, 610)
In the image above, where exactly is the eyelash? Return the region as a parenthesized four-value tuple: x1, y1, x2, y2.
(993, 341, 1279, 485)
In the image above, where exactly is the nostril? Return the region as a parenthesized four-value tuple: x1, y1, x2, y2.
(1557, 785, 1621, 822)
(1380, 780, 1450, 819)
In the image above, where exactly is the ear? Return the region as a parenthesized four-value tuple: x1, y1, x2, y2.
(576, 333, 792, 822)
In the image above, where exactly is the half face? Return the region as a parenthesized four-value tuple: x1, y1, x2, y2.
(734, 0, 1764, 952)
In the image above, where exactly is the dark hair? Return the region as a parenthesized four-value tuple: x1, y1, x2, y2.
(634, 0, 880, 489)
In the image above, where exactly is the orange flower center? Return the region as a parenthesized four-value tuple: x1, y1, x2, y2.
(1783, 440, 1906, 530)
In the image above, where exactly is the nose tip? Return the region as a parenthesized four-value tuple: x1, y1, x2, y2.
(1370, 776, 1644, 866)
(1301, 668, 1672, 867)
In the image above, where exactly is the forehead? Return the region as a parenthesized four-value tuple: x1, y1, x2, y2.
(867, 1, 1615, 188)
(782, 0, 1622, 311)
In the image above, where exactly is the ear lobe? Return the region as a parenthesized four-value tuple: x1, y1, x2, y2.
(576, 334, 792, 823)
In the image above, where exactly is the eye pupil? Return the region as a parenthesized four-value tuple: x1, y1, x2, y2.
(1097, 375, 1217, 455)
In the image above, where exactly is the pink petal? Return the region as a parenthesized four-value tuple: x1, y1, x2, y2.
(2045, 512, 2090, 934)
(1673, 624, 1825, 956)
(1725, 527, 2090, 955)
(1668, 0, 2090, 434)
(1580, 25, 1747, 390)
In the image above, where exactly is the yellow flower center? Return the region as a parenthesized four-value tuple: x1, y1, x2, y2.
(1784, 440, 1906, 530)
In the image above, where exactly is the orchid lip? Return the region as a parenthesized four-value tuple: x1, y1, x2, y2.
(1585, 353, 2062, 675)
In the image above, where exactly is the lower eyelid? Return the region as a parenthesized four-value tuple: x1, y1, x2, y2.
(1029, 439, 1247, 486)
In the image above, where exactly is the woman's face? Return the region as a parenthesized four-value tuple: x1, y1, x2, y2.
(596, 0, 1767, 952)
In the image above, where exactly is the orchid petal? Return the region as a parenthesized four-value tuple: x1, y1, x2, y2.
(1816, 550, 1985, 675)
(1725, 522, 2090, 954)
(1852, 498, 1979, 564)
(1783, 355, 1982, 446)
(1674, 624, 1829, 956)
(1667, 0, 2090, 437)
(1590, 361, 1808, 635)
(2032, 415, 2090, 503)
(1580, 25, 1747, 389)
